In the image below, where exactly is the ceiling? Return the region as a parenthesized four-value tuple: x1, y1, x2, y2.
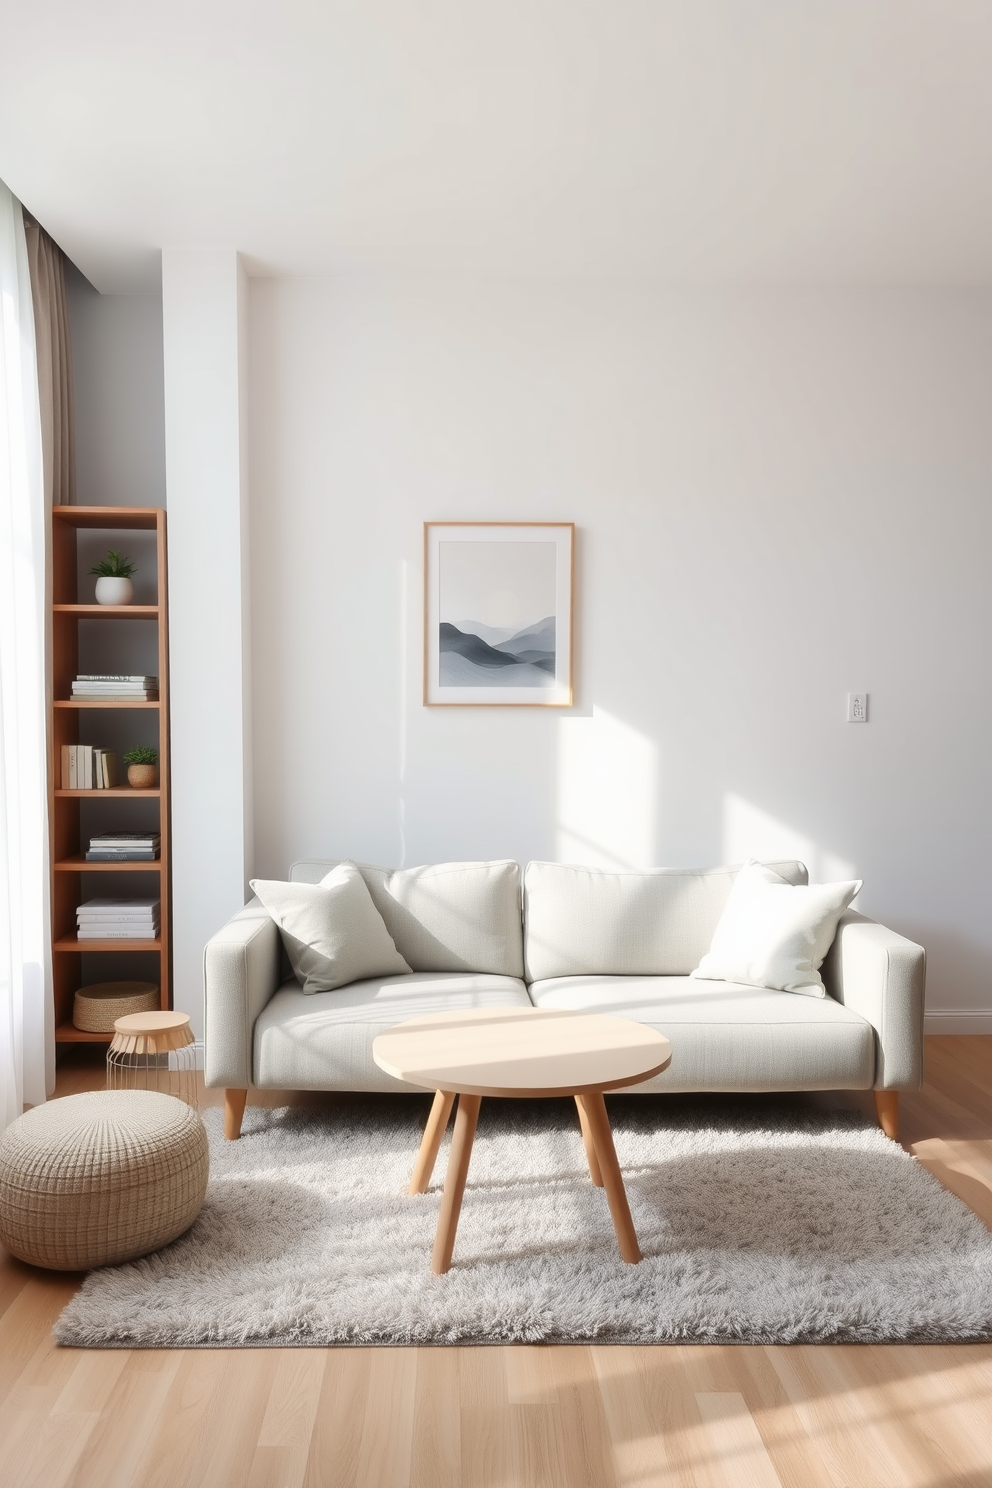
(2, 0, 991, 293)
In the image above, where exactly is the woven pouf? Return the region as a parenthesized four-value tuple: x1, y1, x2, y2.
(0, 1090, 209, 1270)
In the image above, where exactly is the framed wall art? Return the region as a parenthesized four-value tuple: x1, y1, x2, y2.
(424, 522, 574, 707)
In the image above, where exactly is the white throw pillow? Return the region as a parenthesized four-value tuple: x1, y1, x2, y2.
(691, 860, 862, 998)
(250, 861, 411, 993)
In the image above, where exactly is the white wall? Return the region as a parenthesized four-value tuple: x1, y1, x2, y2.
(249, 276, 992, 1021)
(66, 267, 166, 507)
(163, 250, 252, 1034)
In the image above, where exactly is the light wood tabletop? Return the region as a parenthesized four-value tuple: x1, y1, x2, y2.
(372, 1006, 672, 1275)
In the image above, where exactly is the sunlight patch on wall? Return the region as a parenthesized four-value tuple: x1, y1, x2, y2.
(557, 707, 657, 869)
(723, 793, 856, 882)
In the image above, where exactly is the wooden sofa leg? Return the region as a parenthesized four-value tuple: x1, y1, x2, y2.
(224, 1089, 248, 1140)
(874, 1090, 899, 1141)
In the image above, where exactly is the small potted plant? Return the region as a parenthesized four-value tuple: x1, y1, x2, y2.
(124, 746, 158, 789)
(90, 550, 137, 605)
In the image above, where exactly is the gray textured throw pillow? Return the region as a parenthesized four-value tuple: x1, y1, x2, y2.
(250, 861, 411, 993)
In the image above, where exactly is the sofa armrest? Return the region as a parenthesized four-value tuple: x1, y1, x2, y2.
(203, 896, 282, 1089)
(821, 910, 926, 1090)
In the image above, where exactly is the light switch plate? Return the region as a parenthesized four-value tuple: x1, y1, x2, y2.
(847, 692, 868, 723)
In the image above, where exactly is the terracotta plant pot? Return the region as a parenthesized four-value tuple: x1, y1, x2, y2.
(127, 763, 158, 789)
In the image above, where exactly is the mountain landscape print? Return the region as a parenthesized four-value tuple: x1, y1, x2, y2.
(425, 524, 573, 706)
(439, 615, 556, 687)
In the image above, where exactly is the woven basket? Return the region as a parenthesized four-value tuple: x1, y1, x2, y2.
(73, 981, 160, 1032)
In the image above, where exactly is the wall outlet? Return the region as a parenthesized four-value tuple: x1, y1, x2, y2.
(847, 692, 868, 723)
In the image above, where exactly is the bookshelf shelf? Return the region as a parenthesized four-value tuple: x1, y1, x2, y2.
(55, 1024, 117, 1045)
(54, 699, 161, 710)
(54, 604, 159, 617)
(51, 505, 171, 1048)
(56, 787, 161, 798)
(55, 936, 162, 953)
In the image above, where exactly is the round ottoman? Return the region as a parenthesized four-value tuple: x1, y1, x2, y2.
(0, 1090, 209, 1270)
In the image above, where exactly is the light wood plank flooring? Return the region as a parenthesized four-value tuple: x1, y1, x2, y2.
(1, 1036, 990, 1488)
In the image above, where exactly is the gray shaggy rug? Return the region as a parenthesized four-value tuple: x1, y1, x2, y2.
(55, 1094, 992, 1347)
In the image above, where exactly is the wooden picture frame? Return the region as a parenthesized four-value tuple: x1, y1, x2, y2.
(424, 522, 574, 707)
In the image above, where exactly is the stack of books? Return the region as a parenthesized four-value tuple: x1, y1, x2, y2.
(61, 745, 119, 789)
(86, 833, 160, 862)
(71, 674, 159, 701)
(76, 898, 161, 941)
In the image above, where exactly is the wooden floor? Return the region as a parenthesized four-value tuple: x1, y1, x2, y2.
(2, 1037, 991, 1488)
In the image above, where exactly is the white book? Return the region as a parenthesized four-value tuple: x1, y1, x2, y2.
(77, 927, 159, 940)
(95, 750, 105, 790)
(89, 835, 160, 847)
(76, 675, 158, 683)
(68, 745, 77, 790)
(76, 897, 161, 913)
(77, 904, 159, 916)
(77, 911, 160, 923)
(76, 904, 159, 916)
(77, 926, 160, 936)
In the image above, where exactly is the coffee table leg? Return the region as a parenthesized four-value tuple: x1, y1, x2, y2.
(576, 1092, 641, 1264)
(409, 1090, 456, 1195)
(574, 1096, 604, 1187)
(432, 1093, 481, 1275)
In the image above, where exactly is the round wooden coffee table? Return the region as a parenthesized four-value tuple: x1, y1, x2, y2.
(372, 1007, 672, 1274)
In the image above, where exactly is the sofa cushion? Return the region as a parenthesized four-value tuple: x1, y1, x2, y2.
(692, 860, 862, 998)
(526, 975, 874, 1092)
(523, 860, 808, 982)
(291, 859, 523, 977)
(253, 971, 531, 1091)
(249, 863, 410, 992)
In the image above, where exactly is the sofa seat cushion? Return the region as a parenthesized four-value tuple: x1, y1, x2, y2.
(526, 976, 874, 1092)
(253, 972, 531, 1092)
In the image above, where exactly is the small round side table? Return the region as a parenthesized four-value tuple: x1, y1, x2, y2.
(373, 1007, 672, 1275)
(107, 1011, 198, 1109)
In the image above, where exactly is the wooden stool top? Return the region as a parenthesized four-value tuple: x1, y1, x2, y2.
(111, 1010, 193, 1053)
(373, 1006, 671, 1098)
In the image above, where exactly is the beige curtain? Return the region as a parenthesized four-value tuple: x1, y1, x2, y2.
(23, 216, 75, 506)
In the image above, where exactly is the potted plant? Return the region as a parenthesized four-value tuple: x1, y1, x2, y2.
(90, 550, 137, 605)
(124, 746, 158, 789)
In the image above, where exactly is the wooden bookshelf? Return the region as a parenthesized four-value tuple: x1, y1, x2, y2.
(50, 506, 171, 1045)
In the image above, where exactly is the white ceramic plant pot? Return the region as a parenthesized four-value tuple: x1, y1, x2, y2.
(95, 576, 134, 606)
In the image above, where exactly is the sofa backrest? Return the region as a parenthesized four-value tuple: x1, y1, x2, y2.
(290, 859, 524, 978)
(522, 860, 808, 982)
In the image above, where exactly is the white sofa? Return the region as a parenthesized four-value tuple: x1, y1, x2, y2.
(204, 858, 925, 1140)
